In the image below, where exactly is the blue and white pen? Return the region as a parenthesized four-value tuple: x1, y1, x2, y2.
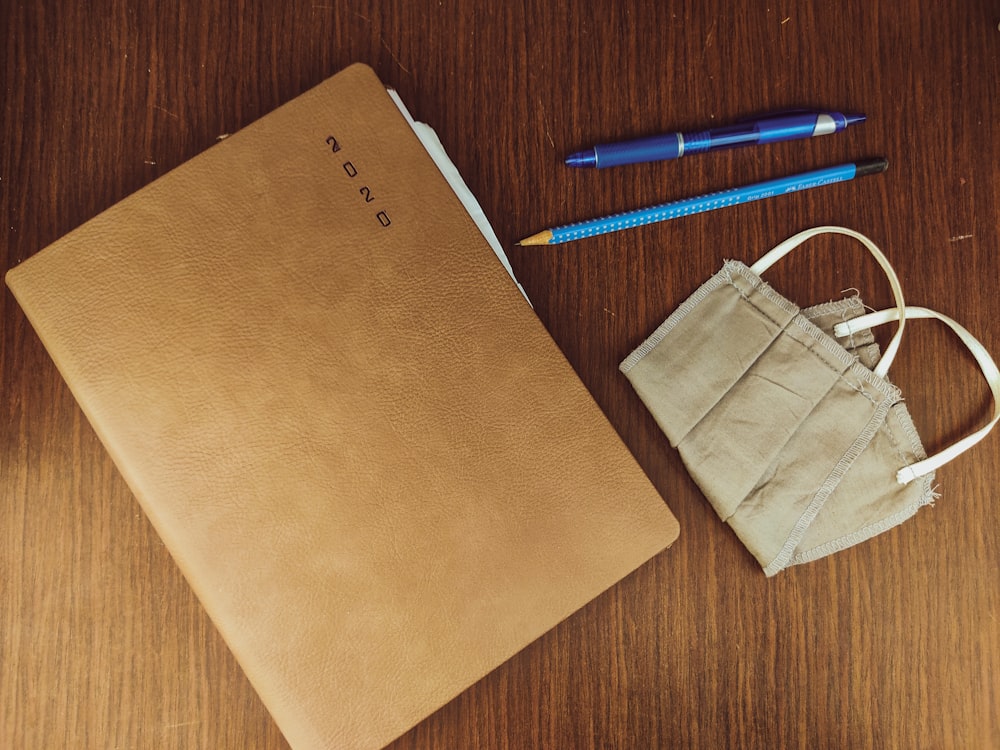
(517, 158, 888, 246)
(566, 111, 866, 168)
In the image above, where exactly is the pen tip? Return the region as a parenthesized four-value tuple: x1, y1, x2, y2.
(845, 113, 866, 126)
(565, 151, 597, 168)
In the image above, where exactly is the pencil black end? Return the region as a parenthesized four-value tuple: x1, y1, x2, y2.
(855, 157, 889, 177)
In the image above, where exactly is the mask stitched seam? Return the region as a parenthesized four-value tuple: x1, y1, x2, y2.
(661, 275, 805, 449)
(763, 394, 894, 576)
(677, 269, 902, 461)
(801, 295, 864, 320)
(699, 297, 885, 521)
(838, 299, 865, 352)
(677, 280, 843, 445)
(619, 265, 734, 373)
(786, 475, 935, 568)
(803, 296, 869, 351)
(721, 370, 850, 524)
(789, 407, 932, 568)
(847, 379, 880, 407)
(731, 259, 901, 394)
(733, 289, 892, 407)
(891, 400, 930, 463)
(740, 287, 933, 570)
(793, 314, 901, 401)
(627, 263, 804, 445)
(731, 261, 903, 402)
(855, 343, 882, 368)
(881, 417, 911, 467)
(721, 280, 897, 425)
(804, 301, 882, 372)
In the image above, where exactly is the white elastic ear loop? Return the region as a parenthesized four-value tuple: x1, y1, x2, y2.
(835, 306, 1000, 484)
(750, 226, 905, 379)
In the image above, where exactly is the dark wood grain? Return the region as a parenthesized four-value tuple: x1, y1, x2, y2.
(3, 1, 998, 748)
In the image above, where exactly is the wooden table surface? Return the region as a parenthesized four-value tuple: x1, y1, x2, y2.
(3, 2, 998, 748)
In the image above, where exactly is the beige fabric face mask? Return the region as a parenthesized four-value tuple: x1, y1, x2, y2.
(621, 227, 999, 576)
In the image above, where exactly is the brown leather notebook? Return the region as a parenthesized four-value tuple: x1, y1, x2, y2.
(5, 63, 678, 749)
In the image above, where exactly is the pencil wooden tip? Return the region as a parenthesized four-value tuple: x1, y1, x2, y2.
(515, 230, 554, 246)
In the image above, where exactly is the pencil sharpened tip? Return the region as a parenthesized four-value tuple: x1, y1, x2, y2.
(515, 230, 554, 246)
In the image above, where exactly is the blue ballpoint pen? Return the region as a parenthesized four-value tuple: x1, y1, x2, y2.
(566, 110, 866, 168)
(516, 158, 887, 246)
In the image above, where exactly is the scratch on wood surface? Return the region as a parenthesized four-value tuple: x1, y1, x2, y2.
(153, 104, 178, 119)
(537, 96, 555, 148)
(781, 16, 791, 24)
(948, 233, 973, 242)
(381, 39, 410, 74)
(705, 21, 716, 47)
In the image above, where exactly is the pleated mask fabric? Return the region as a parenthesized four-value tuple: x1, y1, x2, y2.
(621, 227, 999, 575)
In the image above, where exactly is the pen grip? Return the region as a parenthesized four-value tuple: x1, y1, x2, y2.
(594, 133, 682, 167)
(681, 130, 714, 155)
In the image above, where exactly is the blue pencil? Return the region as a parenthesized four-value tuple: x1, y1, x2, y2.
(516, 158, 887, 246)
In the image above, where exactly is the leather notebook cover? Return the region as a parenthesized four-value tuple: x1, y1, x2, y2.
(5, 63, 679, 749)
